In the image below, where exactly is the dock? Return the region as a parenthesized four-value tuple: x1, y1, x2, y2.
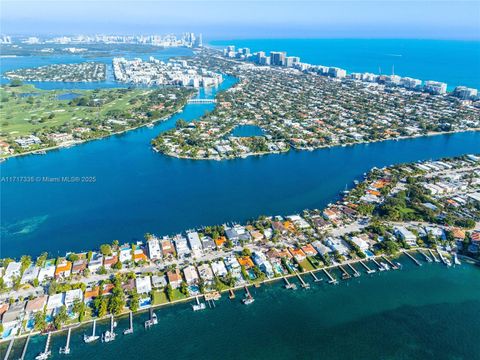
(420, 250, 432, 263)
(283, 276, 297, 290)
(338, 265, 351, 280)
(347, 263, 360, 277)
(404, 251, 422, 266)
(296, 272, 310, 289)
(382, 256, 399, 270)
(229, 289, 236, 299)
(323, 268, 338, 284)
(123, 311, 133, 335)
(59, 327, 71, 355)
(3, 338, 14, 360)
(359, 260, 375, 274)
(429, 249, 440, 262)
(204, 291, 221, 301)
(19, 335, 30, 360)
(372, 258, 386, 271)
(310, 271, 322, 282)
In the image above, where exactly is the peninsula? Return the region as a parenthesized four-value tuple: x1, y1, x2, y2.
(1, 154, 479, 341)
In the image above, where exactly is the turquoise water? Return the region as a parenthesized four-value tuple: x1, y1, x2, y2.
(3, 260, 479, 359)
(229, 125, 264, 137)
(209, 39, 480, 89)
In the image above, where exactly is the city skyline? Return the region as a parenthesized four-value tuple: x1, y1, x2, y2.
(1, 0, 480, 40)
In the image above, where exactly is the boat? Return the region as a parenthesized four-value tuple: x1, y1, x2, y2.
(102, 315, 116, 342)
(242, 297, 255, 305)
(380, 262, 390, 271)
(192, 296, 206, 311)
(84, 319, 100, 343)
(454, 253, 461, 266)
(147, 123, 154, 128)
(59, 328, 71, 355)
(145, 310, 158, 328)
(123, 311, 134, 335)
(33, 150, 47, 155)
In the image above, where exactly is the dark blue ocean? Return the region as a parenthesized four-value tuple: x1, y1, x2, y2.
(210, 39, 480, 89)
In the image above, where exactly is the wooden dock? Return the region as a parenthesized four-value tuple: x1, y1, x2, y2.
(372, 258, 385, 271)
(204, 291, 221, 301)
(429, 249, 440, 262)
(347, 263, 360, 277)
(3, 338, 14, 360)
(310, 271, 322, 282)
(283, 276, 297, 290)
(296, 272, 310, 289)
(420, 250, 432, 263)
(323, 268, 338, 284)
(382, 256, 399, 270)
(19, 335, 30, 360)
(338, 265, 351, 279)
(229, 289, 236, 299)
(404, 251, 422, 266)
(359, 260, 376, 274)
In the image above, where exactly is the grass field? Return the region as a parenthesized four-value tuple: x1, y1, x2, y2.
(152, 290, 169, 305)
(0, 83, 191, 140)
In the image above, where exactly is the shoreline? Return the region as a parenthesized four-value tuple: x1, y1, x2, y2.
(154, 128, 480, 161)
(0, 248, 433, 344)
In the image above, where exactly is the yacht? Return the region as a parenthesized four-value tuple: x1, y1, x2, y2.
(84, 319, 100, 343)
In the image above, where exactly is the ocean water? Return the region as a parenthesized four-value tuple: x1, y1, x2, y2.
(3, 259, 479, 360)
(209, 39, 480, 89)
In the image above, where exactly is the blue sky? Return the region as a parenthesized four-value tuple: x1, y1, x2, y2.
(1, 1, 479, 40)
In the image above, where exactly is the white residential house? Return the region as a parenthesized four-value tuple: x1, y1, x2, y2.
(211, 260, 228, 277)
(3, 262, 21, 288)
(394, 226, 417, 246)
(65, 289, 83, 308)
(350, 236, 370, 252)
(187, 231, 203, 258)
(119, 245, 132, 263)
(20, 265, 40, 284)
(135, 276, 152, 294)
(88, 253, 104, 273)
(47, 293, 65, 311)
(147, 237, 162, 261)
(197, 263, 214, 283)
(174, 234, 191, 258)
(183, 265, 199, 285)
(37, 262, 56, 282)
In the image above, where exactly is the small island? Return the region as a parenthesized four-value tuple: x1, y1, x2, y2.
(4, 62, 107, 83)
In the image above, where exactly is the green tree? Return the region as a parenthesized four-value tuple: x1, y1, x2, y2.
(53, 306, 68, 329)
(130, 292, 140, 312)
(34, 311, 47, 331)
(100, 244, 112, 256)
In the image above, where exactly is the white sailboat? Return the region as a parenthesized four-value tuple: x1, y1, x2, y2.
(84, 319, 100, 343)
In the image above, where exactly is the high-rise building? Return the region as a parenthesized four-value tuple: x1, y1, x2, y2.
(270, 51, 286, 66)
(194, 33, 203, 48)
(424, 81, 447, 95)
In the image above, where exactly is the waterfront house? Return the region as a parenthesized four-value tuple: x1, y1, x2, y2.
(174, 234, 191, 258)
(197, 263, 214, 284)
(183, 265, 199, 285)
(288, 248, 307, 262)
(122, 279, 135, 293)
(211, 260, 228, 277)
(147, 236, 162, 261)
(103, 255, 118, 269)
(2, 301, 25, 332)
(161, 237, 176, 258)
(287, 215, 311, 230)
(350, 236, 370, 252)
(25, 296, 47, 315)
(119, 245, 132, 263)
(46, 293, 65, 313)
(151, 275, 167, 289)
(301, 244, 318, 257)
(55, 260, 72, 279)
(88, 253, 104, 273)
(133, 248, 148, 263)
(249, 230, 265, 242)
(20, 265, 40, 285)
(37, 260, 56, 282)
(84, 287, 99, 304)
(271, 221, 287, 235)
(214, 236, 227, 248)
(135, 276, 152, 294)
(394, 226, 417, 246)
(187, 231, 203, 258)
(237, 256, 254, 269)
(3, 262, 21, 288)
(225, 225, 251, 245)
(102, 283, 115, 296)
(252, 252, 274, 278)
(200, 236, 216, 252)
(65, 289, 83, 308)
(325, 237, 350, 256)
(167, 269, 183, 289)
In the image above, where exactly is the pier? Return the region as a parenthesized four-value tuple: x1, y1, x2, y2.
(404, 251, 422, 266)
(123, 311, 134, 335)
(323, 268, 338, 284)
(19, 335, 30, 360)
(429, 249, 440, 262)
(296, 272, 310, 289)
(372, 258, 386, 271)
(310, 271, 322, 282)
(359, 260, 376, 274)
(59, 327, 71, 355)
(347, 263, 361, 277)
(35, 332, 51, 360)
(382, 256, 399, 270)
(420, 250, 433, 262)
(283, 276, 297, 290)
(338, 265, 351, 280)
(229, 289, 236, 299)
(3, 338, 14, 360)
